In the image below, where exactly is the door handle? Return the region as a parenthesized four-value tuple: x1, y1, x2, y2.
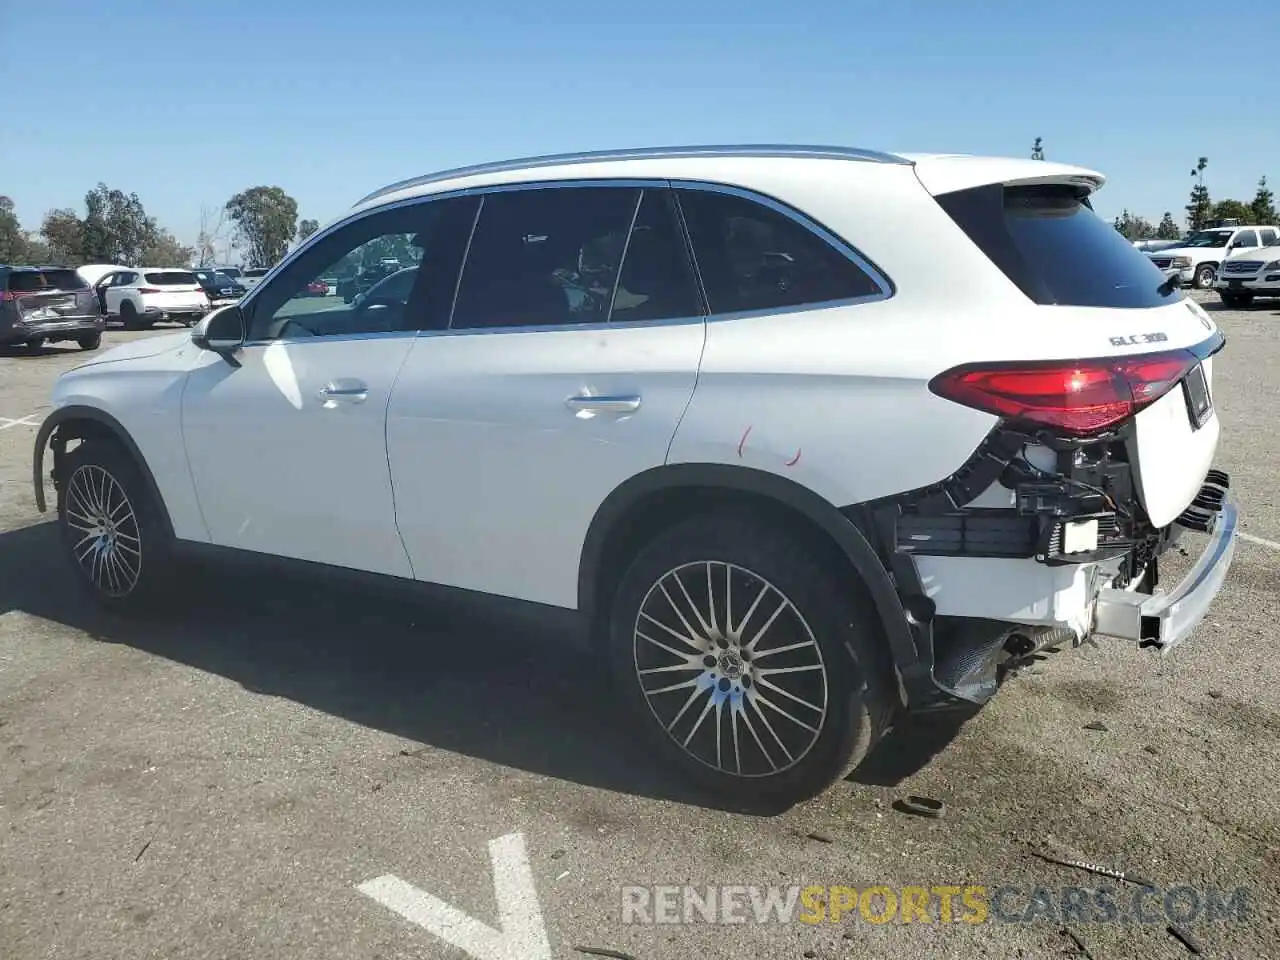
(565, 394, 641, 413)
(318, 379, 369, 404)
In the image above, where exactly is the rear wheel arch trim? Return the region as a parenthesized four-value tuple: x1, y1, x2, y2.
(33, 405, 175, 538)
(578, 463, 919, 672)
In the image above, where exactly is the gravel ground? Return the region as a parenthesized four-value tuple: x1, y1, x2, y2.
(1, 294, 1277, 959)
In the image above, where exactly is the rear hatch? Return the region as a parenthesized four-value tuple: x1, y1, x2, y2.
(140, 271, 208, 311)
(3, 268, 99, 320)
(922, 168, 1222, 528)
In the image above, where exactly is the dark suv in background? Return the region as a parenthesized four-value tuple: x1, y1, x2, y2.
(0, 266, 104, 352)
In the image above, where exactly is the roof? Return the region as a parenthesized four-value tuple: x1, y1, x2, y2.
(354, 143, 910, 206)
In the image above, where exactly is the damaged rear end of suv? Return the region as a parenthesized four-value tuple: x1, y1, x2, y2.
(852, 161, 1237, 710)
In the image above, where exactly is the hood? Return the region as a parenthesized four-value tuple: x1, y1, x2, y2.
(1145, 245, 1209, 259)
(1223, 245, 1280, 264)
(69, 331, 190, 371)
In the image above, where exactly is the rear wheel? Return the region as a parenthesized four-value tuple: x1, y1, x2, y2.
(120, 301, 152, 331)
(1219, 292, 1254, 309)
(78, 332, 102, 351)
(57, 440, 175, 612)
(605, 510, 894, 809)
(24, 338, 45, 351)
(1193, 264, 1216, 289)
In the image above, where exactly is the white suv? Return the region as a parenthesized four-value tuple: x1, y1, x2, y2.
(1214, 238, 1280, 307)
(32, 145, 1237, 807)
(94, 268, 210, 329)
(1146, 224, 1279, 289)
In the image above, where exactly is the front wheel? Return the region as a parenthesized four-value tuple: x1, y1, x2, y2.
(605, 510, 894, 809)
(57, 440, 175, 612)
(1194, 264, 1216, 289)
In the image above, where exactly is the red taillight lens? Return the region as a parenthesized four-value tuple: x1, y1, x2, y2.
(0, 290, 20, 302)
(137, 287, 162, 294)
(928, 350, 1200, 436)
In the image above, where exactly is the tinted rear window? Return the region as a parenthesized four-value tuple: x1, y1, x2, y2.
(936, 184, 1177, 308)
(5, 269, 89, 293)
(145, 271, 197, 285)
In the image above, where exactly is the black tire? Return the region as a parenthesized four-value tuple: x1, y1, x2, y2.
(604, 509, 895, 810)
(57, 439, 175, 613)
(1193, 264, 1216, 289)
(1218, 292, 1254, 309)
(24, 338, 45, 351)
(78, 333, 102, 351)
(120, 301, 151, 331)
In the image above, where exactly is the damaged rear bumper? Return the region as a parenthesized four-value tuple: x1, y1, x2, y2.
(1093, 491, 1238, 653)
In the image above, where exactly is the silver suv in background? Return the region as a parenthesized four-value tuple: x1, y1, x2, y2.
(0, 265, 104, 351)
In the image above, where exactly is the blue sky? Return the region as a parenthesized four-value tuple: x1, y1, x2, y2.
(2, 0, 1275, 250)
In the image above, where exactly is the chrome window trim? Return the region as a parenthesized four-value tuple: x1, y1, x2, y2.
(354, 143, 912, 207)
(241, 175, 893, 344)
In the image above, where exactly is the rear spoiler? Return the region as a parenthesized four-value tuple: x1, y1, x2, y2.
(903, 154, 1106, 198)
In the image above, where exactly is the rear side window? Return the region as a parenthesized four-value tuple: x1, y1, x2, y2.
(5, 269, 89, 292)
(936, 184, 1178, 308)
(1260, 228, 1279, 246)
(145, 271, 197, 285)
(676, 188, 884, 315)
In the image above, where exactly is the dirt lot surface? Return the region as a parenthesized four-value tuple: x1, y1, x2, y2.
(2, 293, 1278, 959)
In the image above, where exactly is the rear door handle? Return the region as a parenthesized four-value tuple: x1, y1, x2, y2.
(318, 379, 369, 404)
(565, 394, 641, 413)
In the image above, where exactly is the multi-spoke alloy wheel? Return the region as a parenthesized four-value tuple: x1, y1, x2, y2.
(608, 510, 893, 807)
(634, 561, 828, 777)
(57, 440, 174, 612)
(63, 464, 143, 598)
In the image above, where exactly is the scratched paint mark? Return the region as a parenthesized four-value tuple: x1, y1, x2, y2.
(785, 448, 802, 467)
(737, 425, 752, 458)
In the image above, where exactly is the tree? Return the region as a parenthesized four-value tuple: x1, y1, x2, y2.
(0, 196, 27, 262)
(40, 209, 84, 263)
(195, 203, 228, 266)
(1186, 157, 1211, 230)
(78, 183, 158, 264)
(1210, 199, 1253, 224)
(1250, 177, 1276, 226)
(1156, 212, 1181, 240)
(298, 218, 320, 242)
(140, 228, 194, 267)
(1113, 209, 1155, 240)
(225, 186, 298, 268)
(1031, 137, 1045, 161)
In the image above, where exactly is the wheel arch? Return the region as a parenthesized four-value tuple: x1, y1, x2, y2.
(32, 405, 175, 537)
(578, 463, 919, 681)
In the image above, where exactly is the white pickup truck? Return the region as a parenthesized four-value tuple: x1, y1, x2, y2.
(1147, 225, 1280, 289)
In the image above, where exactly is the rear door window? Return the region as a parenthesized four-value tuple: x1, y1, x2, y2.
(935, 183, 1178, 308)
(451, 186, 639, 330)
(5, 269, 89, 292)
(676, 188, 885, 315)
(1260, 228, 1279, 246)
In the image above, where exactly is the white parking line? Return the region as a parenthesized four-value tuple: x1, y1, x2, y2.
(0, 415, 39, 430)
(1240, 531, 1280, 552)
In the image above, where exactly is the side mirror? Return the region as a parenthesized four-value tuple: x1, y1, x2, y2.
(191, 305, 246, 365)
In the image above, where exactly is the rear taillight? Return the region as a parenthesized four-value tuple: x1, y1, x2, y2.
(137, 287, 162, 294)
(0, 290, 21, 302)
(928, 350, 1200, 436)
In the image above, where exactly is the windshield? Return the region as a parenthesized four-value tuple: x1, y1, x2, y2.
(1180, 231, 1231, 248)
(4, 269, 89, 292)
(144, 271, 198, 285)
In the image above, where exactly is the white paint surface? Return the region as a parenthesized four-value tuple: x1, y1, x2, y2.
(356, 832, 551, 960)
(0, 415, 38, 430)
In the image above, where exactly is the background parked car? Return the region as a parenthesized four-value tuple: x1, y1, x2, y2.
(240, 267, 271, 290)
(1146, 224, 1280, 288)
(94, 268, 210, 329)
(192, 268, 247, 305)
(1214, 238, 1280, 308)
(1, 265, 104, 351)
